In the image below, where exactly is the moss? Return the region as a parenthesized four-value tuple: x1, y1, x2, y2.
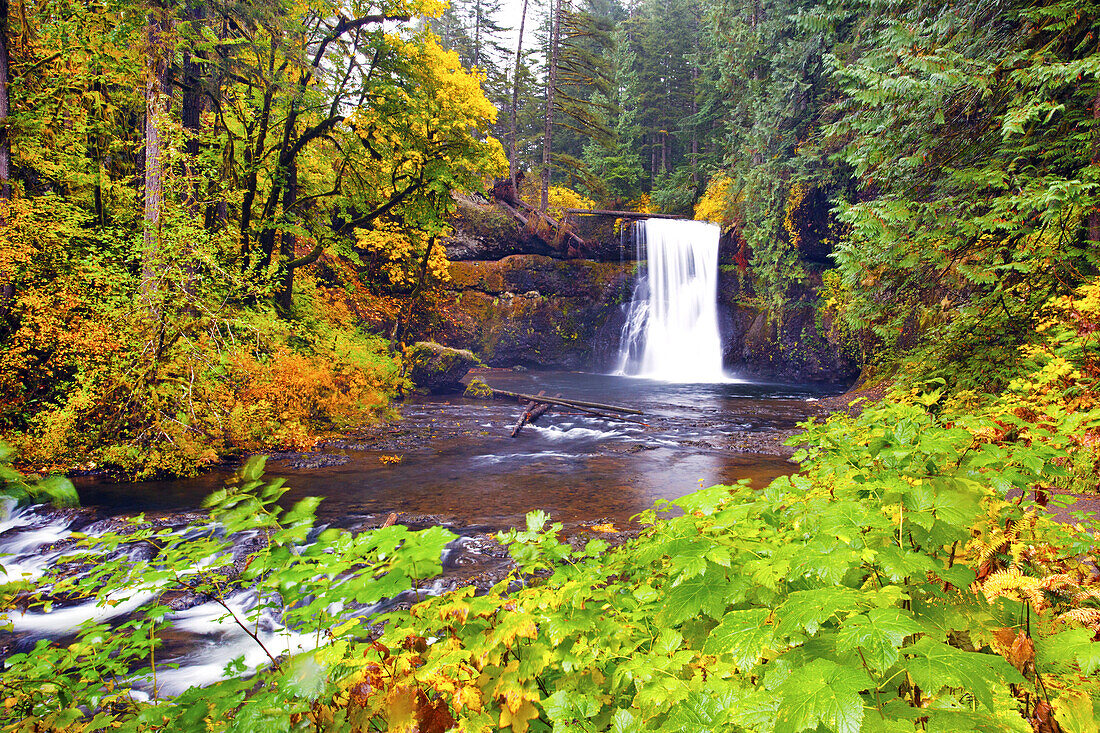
(404, 342, 482, 393)
(463, 378, 493, 399)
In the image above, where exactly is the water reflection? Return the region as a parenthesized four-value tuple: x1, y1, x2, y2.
(76, 370, 838, 530)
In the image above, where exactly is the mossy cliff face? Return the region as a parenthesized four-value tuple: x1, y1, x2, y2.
(717, 270, 860, 385)
(426, 199, 858, 382)
(431, 255, 633, 369)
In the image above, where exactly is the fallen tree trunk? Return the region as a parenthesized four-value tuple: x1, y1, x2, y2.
(490, 388, 644, 416)
(561, 208, 687, 220)
(497, 200, 588, 253)
(511, 391, 557, 437)
(512, 200, 587, 250)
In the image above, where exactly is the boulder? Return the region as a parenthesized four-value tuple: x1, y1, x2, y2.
(463, 378, 493, 399)
(404, 342, 481, 394)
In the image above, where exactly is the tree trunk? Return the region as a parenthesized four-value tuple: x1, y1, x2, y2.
(180, 3, 205, 214)
(509, 0, 528, 190)
(473, 0, 481, 67)
(1090, 90, 1100, 244)
(540, 0, 562, 211)
(0, 0, 10, 208)
(275, 159, 298, 313)
(690, 43, 698, 184)
(142, 2, 172, 290)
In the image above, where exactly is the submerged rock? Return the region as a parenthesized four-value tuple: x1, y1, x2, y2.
(404, 342, 481, 394)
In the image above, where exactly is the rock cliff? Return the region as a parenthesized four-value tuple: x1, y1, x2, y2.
(428, 255, 633, 370)
(402, 197, 860, 384)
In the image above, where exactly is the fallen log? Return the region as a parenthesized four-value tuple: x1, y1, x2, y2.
(498, 200, 587, 252)
(511, 391, 557, 437)
(490, 388, 644, 416)
(560, 208, 687, 220)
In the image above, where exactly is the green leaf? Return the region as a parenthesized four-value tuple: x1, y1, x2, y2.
(1037, 628, 1100, 675)
(674, 484, 735, 515)
(654, 628, 683, 656)
(775, 658, 867, 733)
(906, 638, 1024, 710)
(610, 708, 637, 733)
(1053, 691, 1099, 733)
(777, 588, 863, 638)
(657, 567, 732, 625)
(703, 608, 775, 668)
(665, 689, 739, 732)
(526, 510, 550, 533)
(835, 608, 921, 671)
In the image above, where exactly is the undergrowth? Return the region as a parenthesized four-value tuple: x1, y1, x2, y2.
(3, 376, 1100, 730)
(5, 278, 1100, 732)
(0, 196, 403, 479)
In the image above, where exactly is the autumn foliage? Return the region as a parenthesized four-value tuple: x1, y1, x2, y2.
(0, 0, 507, 476)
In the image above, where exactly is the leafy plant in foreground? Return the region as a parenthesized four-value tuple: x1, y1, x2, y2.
(4, 393, 1100, 731)
(0, 456, 454, 731)
(0, 440, 78, 510)
(362, 396, 1100, 732)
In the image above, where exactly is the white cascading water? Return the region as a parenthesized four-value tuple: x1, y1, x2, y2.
(615, 219, 729, 382)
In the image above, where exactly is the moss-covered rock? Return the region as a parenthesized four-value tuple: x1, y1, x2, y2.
(717, 270, 860, 384)
(404, 342, 481, 394)
(427, 255, 633, 370)
(463, 378, 493, 399)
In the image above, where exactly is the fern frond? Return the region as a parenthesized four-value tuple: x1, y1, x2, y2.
(1057, 607, 1100, 628)
(981, 568, 1045, 608)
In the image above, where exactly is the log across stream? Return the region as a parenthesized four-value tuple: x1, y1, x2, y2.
(491, 387, 649, 437)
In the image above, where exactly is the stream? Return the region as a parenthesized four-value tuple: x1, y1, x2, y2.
(76, 369, 833, 529)
(0, 369, 838, 693)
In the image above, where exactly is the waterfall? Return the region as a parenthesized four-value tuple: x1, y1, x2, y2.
(615, 219, 729, 383)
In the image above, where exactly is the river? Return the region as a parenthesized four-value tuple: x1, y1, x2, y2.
(1, 369, 838, 693)
(74, 369, 835, 531)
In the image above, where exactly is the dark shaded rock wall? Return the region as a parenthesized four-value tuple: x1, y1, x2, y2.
(717, 270, 860, 385)
(431, 255, 634, 369)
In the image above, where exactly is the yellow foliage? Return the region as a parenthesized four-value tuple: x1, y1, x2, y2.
(980, 568, 1046, 608)
(356, 222, 451, 288)
(347, 32, 507, 188)
(783, 182, 809, 250)
(694, 175, 732, 224)
(546, 186, 595, 219)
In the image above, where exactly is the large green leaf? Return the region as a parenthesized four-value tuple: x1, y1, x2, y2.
(835, 607, 921, 671)
(1053, 691, 1100, 733)
(775, 658, 867, 733)
(657, 566, 733, 625)
(906, 638, 1025, 710)
(1038, 628, 1100, 675)
(703, 608, 775, 667)
(776, 588, 863, 638)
